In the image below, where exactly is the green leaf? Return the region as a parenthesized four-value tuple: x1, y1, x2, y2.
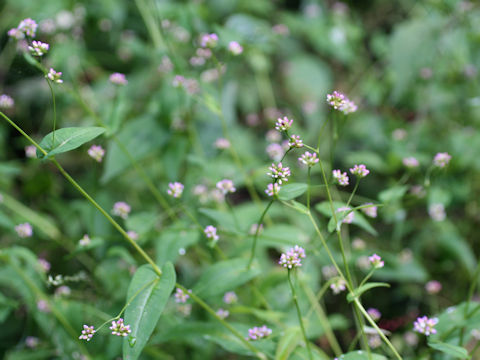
(37, 127, 105, 158)
(335, 351, 387, 360)
(378, 185, 408, 203)
(347, 282, 390, 302)
(282, 200, 309, 214)
(123, 263, 176, 360)
(102, 116, 168, 182)
(275, 327, 302, 360)
(278, 183, 308, 201)
(428, 342, 470, 359)
(193, 258, 260, 298)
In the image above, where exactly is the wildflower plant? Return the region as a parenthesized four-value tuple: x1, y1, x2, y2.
(0, 4, 478, 360)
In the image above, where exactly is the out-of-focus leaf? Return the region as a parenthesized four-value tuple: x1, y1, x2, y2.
(427, 342, 470, 359)
(193, 258, 260, 298)
(278, 183, 308, 201)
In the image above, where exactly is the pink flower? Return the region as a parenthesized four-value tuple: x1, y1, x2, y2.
(18, 18, 38, 37)
(425, 280, 442, 294)
(109, 72, 128, 85)
(87, 145, 105, 162)
(275, 116, 293, 131)
(15, 223, 33, 238)
(368, 254, 384, 269)
(223, 291, 238, 304)
(216, 179, 236, 194)
(112, 201, 131, 219)
(299, 152, 319, 167)
(246, 325, 272, 340)
(265, 183, 280, 197)
(109, 318, 131, 337)
(167, 182, 184, 198)
(402, 157, 419, 168)
(79, 325, 96, 341)
(174, 288, 191, 303)
(350, 164, 370, 178)
(278, 245, 306, 268)
(433, 152, 451, 168)
(228, 41, 243, 55)
(28, 40, 49, 56)
(47, 68, 63, 83)
(0, 94, 14, 109)
(200, 33, 218, 48)
(332, 170, 349, 186)
(413, 316, 438, 336)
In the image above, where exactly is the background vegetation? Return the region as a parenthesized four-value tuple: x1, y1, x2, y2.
(1, 0, 480, 359)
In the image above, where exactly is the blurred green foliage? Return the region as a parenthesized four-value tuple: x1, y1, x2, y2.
(1, 0, 480, 359)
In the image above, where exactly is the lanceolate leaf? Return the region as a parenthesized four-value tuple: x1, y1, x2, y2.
(193, 258, 260, 298)
(37, 127, 105, 158)
(123, 263, 176, 360)
(347, 282, 390, 302)
(277, 183, 308, 201)
(428, 342, 470, 359)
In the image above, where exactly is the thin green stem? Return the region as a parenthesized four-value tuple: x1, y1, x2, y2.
(354, 299, 403, 360)
(345, 180, 360, 210)
(135, 0, 165, 50)
(51, 158, 163, 276)
(247, 200, 274, 269)
(288, 270, 313, 360)
(46, 79, 57, 144)
(307, 167, 312, 211)
(302, 280, 342, 356)
(359, 269, 375, 288)
(175, 283, 269, 360)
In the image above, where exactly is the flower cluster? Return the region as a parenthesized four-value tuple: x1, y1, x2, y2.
(8, 18, 38, 39)
(246, 325, 272, 341)
(200, 33, 218, 48)
(278, 245, 306, 268)
(174, 288, 191, 303)
(214, 138, 230, 149)
(228, 41, 243, 55)
(413, 316, 438, 336)
(266, 143, 284, 161)
(87, 145, 105, 162)
(110, 318, 131, 337)
(265, 182, 280, 197)
(425, 280, 442, 294)
(15, 223, 33, 238)
(109, 72, 128, 85)
(298, 151, 319, 167)
(275, 116, 293, 131)
(403, 157, 419, 168)
(429, 203, 446, 222)
(332, 169, 349, 186)
(28, 40, 49, 56)
(216, 179, 236, 194)
(47, 68, 63, 84)
(79, 325, 96, 341)
(369, 254, 384, 269)
(361, 203, 377, 218)
(216, 308, 229, 319)
(433, 152, 451, 168)
(0, 94, 14, 109)
(337, 206, 354, 224)
(204, 225, 219, 242)
(350, 164, 370, 178)
(326, 91, 357, 114)
(288, 134, 303, 148)
(79, 234, 91, 246)
(367, 308, 382, 321)
(223, 291, 238, 304)
(330, 278, 346, 294)
(167, 182, 184, 198)
(267, 162, 291, 184)
(25, 145, 37, 158)
(112, 201, 131, 219)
